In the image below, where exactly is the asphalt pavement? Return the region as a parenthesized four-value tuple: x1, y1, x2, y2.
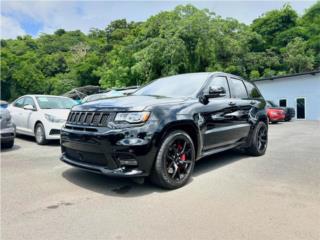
(1, 121, 320, 240)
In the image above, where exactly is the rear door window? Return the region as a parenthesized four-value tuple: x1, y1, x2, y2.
(229, 78, 248, 99)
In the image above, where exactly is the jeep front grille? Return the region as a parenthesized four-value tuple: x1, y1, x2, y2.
(67, 111, 110, 127)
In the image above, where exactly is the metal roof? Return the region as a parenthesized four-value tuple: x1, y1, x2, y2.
(252, 70, 320, 82)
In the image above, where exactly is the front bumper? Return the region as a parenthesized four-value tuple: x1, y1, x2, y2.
(60, 123, 158, 177)
(61, 154, 144, 176)
(45, 121, 65, 140)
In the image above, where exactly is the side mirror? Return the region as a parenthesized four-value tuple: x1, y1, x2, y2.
(23, 104, 36, 111)
(199, 86, 226, 105)
(208, 86, 226, 98)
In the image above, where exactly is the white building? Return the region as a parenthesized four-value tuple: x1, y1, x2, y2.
(254, 70, 320, 120)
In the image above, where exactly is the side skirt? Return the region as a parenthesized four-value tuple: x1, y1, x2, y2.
(197, 141, 246, 160)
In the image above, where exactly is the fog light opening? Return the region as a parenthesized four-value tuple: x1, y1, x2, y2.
(119, 159, 138, 166)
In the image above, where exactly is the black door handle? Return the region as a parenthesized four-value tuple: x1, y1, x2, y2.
(229, 102, 236, 106)
(250, 101, 256, 105)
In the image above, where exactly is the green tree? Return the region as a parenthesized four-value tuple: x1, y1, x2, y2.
(282, 37, 315, 73)
(1, 2, 320, 100)
(251, 4, 298, 47)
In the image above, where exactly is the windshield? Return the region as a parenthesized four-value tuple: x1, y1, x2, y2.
(36, 96, 76, 109)
(134, 74, 210, 98)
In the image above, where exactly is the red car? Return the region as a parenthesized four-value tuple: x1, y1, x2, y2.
(267, 108, 285, 123)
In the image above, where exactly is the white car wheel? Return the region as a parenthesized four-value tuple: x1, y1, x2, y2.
(35, 123, 47, 145)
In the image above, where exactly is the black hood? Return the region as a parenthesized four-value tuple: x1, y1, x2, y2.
(73, 95, 185, 111)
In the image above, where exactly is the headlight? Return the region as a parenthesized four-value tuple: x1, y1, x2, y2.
(45, 114, 65, 123)
(114, 112, 150, 124)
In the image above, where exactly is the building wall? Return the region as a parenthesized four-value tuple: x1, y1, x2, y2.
(255, 73, 320, 120)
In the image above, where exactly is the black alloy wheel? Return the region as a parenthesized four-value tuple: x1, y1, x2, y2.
(165, 138, 193, 181)
(245, 121, 268, 156)
(257, 125, 267, 152)
(151, 131, 195, 189)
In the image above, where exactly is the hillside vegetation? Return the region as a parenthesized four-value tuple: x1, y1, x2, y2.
(1, 3, 319, 100)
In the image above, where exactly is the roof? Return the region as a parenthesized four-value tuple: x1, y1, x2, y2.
(253, 70, 320, 82)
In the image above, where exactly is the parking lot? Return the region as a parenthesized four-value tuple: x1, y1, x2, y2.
(1, 121, 320, 240)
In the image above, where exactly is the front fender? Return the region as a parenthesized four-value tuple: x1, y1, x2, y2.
(155, 119, 202, 160)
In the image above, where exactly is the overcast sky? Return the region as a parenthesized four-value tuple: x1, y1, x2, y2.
(0, 0, 317, 39)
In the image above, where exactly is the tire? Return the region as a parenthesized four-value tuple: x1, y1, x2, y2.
(35, 123, 47, 145)
(1, 140, 14, 149)
(150, 130, 196, 189)
(245, 121, 268, 156)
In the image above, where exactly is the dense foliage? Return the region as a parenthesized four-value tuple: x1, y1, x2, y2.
(1, 3, 319, 100)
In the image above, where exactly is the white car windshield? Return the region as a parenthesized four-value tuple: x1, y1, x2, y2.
(36, 97, 76, 109)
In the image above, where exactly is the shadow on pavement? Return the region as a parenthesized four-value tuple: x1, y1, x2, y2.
(16, 134, 60, 146)
(62, 168, 165, 197)
(62, 149, 247, 197)
(193, 150, 247, 177)
(0, 144, 21, 152)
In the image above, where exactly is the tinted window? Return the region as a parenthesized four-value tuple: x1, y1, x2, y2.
(134, 74, 210, 98)
(209, 76, 230, 98)
(24, 97, 36, 108)
(229, 78, 248, 99)
(279, 99, 287, 107)
(14, 97, 25, 108)
(244, 81, 262, 98)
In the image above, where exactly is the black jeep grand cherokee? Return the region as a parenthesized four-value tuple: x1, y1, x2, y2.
(60, 72, 268, 189)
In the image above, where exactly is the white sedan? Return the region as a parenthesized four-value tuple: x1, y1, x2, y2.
(8, 95, 76, 145)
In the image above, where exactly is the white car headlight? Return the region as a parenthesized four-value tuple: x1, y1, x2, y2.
(45, 114, 65, 123)
(114, 112, 150, 124)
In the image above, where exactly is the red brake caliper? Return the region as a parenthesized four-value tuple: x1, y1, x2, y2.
(178, 144, 186, 161)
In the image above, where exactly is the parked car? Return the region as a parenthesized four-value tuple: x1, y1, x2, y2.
(266, 108, 285, 123)
(8, 95, 76, 145)
(266, 100, 295, 121)
(60, 72, 268, 189)
(0, 100, 9, 109)
(0, 107, 15, 148)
